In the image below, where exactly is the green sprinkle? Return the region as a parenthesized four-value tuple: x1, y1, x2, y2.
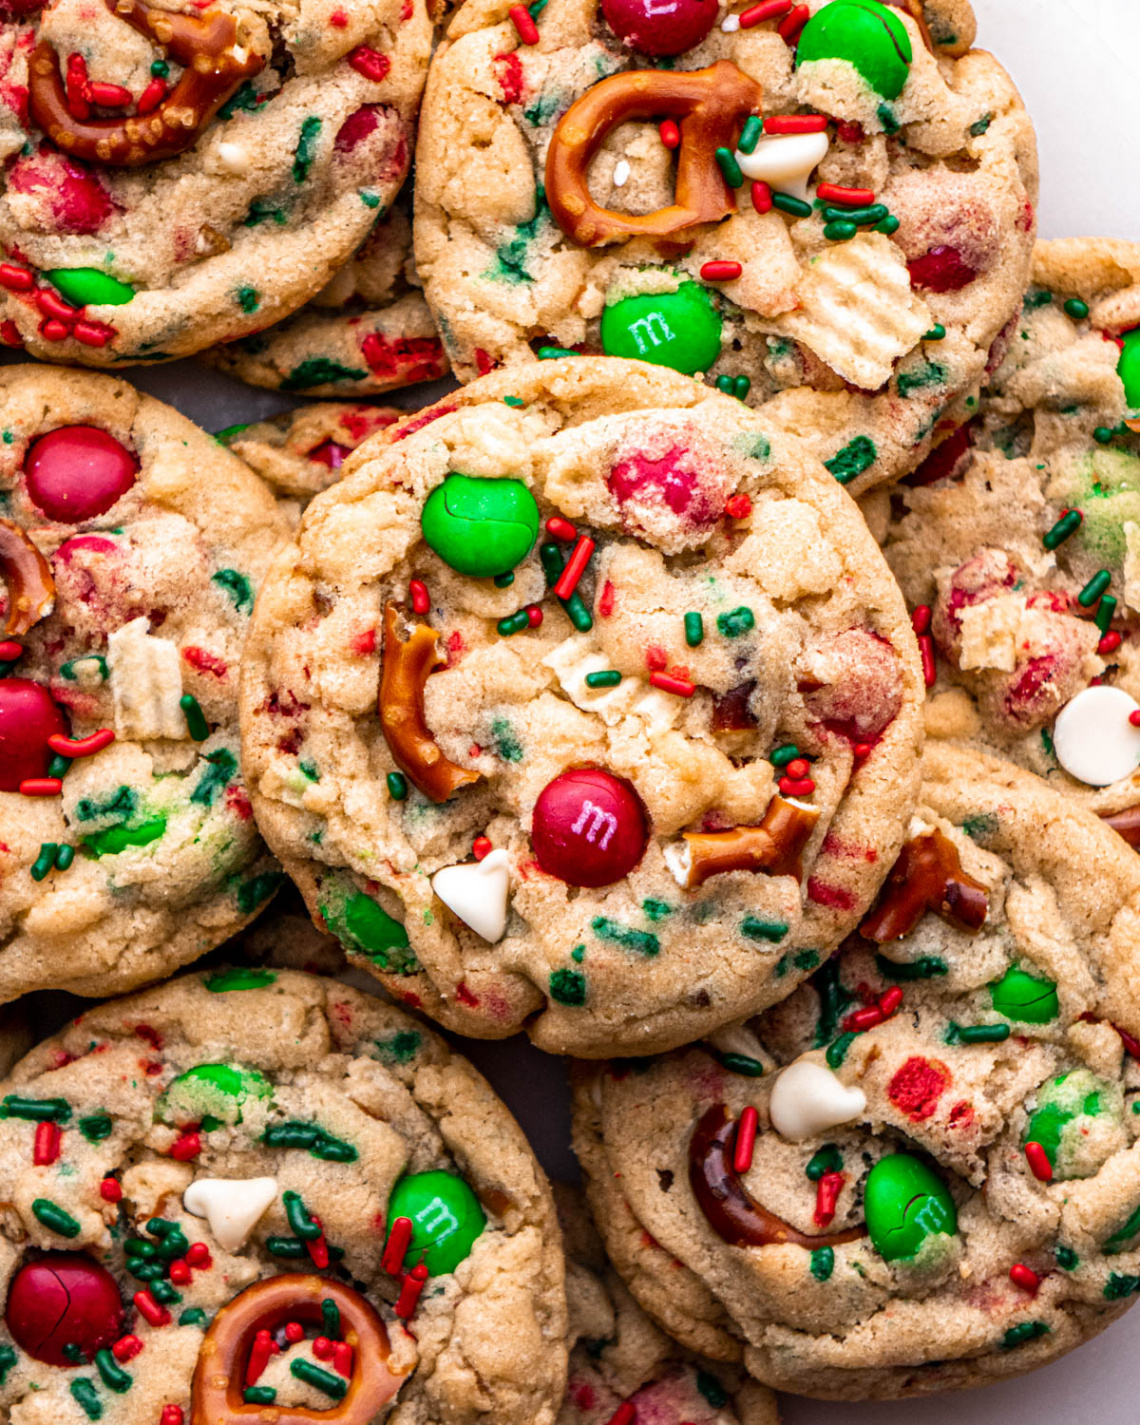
(292, 115, 323, 184)
(1055, 1245, 1078, 1270)
(290, 1361, 347, 1399)
(772, 193, 812, 218)
(211, 569, 254, 613)
(716, 1052, 765, 1078)
(585, 670, 622, 688)
(151, 59, 169, 76)
(237, 286, 259, 313)
(263, 1120, 357, 1162)
(494, 570, 516, 584)
(716, 606, 755, 638)
(1001, 1321, 1050, 1350)
(740, 917, 788, 943)
(806, 1144, 842, 1181)
(387, 772, 408, 800)
(591, 916, 659, 957)
(266, 1237, 306, 1258)
(214, 423, 250, 444)
(696, 1371, 728, 1409)
(810, 1246, 834, 1281)
(55, 843, 74, 871)
(738, 114, 762, 154)
(826, 1033, 856, 1069)
(0, 1344, 16, 1383)
(180, 693, 209, 741)
(770, 743, 800, 768)
(537, 345, 577, 359)
(1078, 569, 1111, 607)
(179, 1308, 208, 1326)
(33, 1198, 80, 1237)
(875, 214, 900, 235)
(1096, 594, 1118, 635)
(825, 435, 876, 485)
(823, 219, 857, 242)
(549, 968, 587, 1006)
(205, 968, 276, 992)
(876, 103, 900, 135)
(714, 147, 743, 189)
(94, 1350, 131, 1393)
(321, 1298, 341, 1340)
(1064, 297, 1090, 320)
(149, 1280, 182, 1306)
(359, 189, 381, 209)
(79, 1113, 113, 1142)
(968, 113, 992, 136)
(1094, 427, 1115, 445)
(282, 358, 366, 391)
(244, 1388, 277, 1405)
(923, 324, 947, 341)
(540, 542, 564, 586)
(875, 954, 947, 981)
(684, 611, 704, 647)
(47, 753, 71, 780)
(733, 374, 751, 401)
(70, 1380, 102, 1420)
(31, 842, 58, 881)
(946, 1022, 1011, 1045)
(1105, 1273, 1140, 1300)
(191, 748, 237, 806)
(822, 204, 888, 227)
(2, 1096, 71, 1123)
(570, 944, 585, 962)
(284, 1190, 322, 1241)
(497, 610, 530, 636)
(563, 591, 593, 632)
(1043, 510, 1082, 549)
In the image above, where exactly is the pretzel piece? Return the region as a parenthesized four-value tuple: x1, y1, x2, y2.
(689, 1102, 867, 1250)
(0, 519, 54, 638)
(860, 827, 988, 943)
(379, 602, 482, 804)
(29, 0, 265, 167)
(545, 60, 763, 247)
(667, 795, 819, 890)
(190, 1274, 409, 1425)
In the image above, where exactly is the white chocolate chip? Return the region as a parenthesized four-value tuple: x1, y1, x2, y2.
(768, 1059, 867, 1140)
(734, 131, 830, 201)
(613, 159, 630, 187)
(107, 617, 187, 740)
(1053, 685, 1140, 787)
(721, 12, 740, 31)
(432, 849, 511, 943)
(217, 141, 251, 175)
(183, 1177, 277, 1252)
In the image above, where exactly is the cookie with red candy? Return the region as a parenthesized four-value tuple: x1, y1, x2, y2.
(574, 743, 1140, 1398)
(241, 358, 923, 1057)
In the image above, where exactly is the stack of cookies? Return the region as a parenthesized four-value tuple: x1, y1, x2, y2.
(0, 0, 1136, 1418)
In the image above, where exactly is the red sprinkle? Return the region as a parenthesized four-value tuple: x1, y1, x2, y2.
(1009, 1263, 1039, 1294)
(739, 0, 792, 26)
(509, 3, 540, 42)
(919, 634, 936, 687)
(843, 1005, 884, 1032)
(88, 81, 131, 106)
(649, 671, 695, 698)
(785, 758, 810, 778)
(1099, 631, 1122, 655)
(776, 3, 809, 41)
(724, 493, 752, 520)
(134, 1291, 171, 1328)
(553, 535, 594, 600)
(47, 729, 115, 759)
(606, 1404, 636, 1425)
(333, 1341, 354, 1377)
(750, 180, 773, 214)
(409, 578, 430, 615)
(112, 1335, 143, 1363)
(0, 263, 34, 292)
(779, 776, 815, 796)
(659, 118, 680, 149)
(185, 1243, 211, 1268)
(545, 516, 576, 541)
(910, 604, 932, 635)
(160, 1408, 184, 1425)
(0, 641, 23, 661)
(526, 604, 543, 628)
(1115, 1023, 1140, 1059)
(73, 320, 114, 348)
(33, 1120, 60, 1166)
(816, 182, 875, 206)
(246, 1329, 274, 1384)
(40, 319, 71, 343)
(284, 1321, 304, 1343)
(36, 288, 78, 322)
(700, 260, 742, 282)
(1130, 711, 1140, 728)
(306, 1227, 329, 1270)
(733, 1106, 758, 1174)
(1025, 1141, 1052, 1183)
(814, 1171, 844, 1227)
(168, 1259, 191, 1285)
(100, 1176, 122, 1202)
(879, 986, 903, 1016)
(382, 1217, 413, 1276)
(764, 113, 828, 134)
(472, 836, 493, 860)
(137, 77, 167, 114)
(853, 742, 872, 761)
(395, 1262, 429, 1319)
(312, 1336, 334, 1361)
(347, 45, 391, 82)
(170, 1131, 201, 1161)
(20, 778, 62, 796)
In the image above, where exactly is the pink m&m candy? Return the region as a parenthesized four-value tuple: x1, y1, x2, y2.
(532, 767, 649, 887)
(6, 1253, 123, 1365)
(0, 678, 68, 791)
(25, 426, 138, 523)
(600, 0, 717, 56)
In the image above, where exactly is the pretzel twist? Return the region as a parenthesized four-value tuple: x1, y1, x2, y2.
(0, 520, 54, 638)
(190, 1275, 409, 1425)
(545, 60, 763, 247)
(29, 0, 265, 167)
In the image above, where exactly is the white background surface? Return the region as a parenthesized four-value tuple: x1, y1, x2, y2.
(21, 2, 1140, 1418)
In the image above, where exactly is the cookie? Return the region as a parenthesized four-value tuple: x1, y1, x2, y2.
(0, 0, 432, 364)
(557, 1185, 779, 1425)
(413, 0, 1037, 492)
(241, 357, 923, 1056)
(574, 743, 1140, 1398)
(201, 203, 450, 397)
(879, 238, 1140, 827)
(0, 968, 568, 1425)
(0, 365, 290, 1001)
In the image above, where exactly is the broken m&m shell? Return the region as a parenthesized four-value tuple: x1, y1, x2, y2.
(864, 1152, 957, 1262)
(6, 1253, 123, 1365)
(796, 0, 914, 102)
(531, 767, 649, 888)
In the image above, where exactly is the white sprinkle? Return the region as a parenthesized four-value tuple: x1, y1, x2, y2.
(721, 12, 740, 30)
(613, 159, 630, 188)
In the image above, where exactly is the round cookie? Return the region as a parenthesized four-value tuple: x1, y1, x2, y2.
(0, 364, 290, 1001)
(879, 238, 1140, 829)
(201, 203, 450, 396)
(0, 0, 432, 364)
(241, 357, 924, 1056)
(556, 1186, 779, 1425)
(574, 743, 1140, 1398)
(413, 0, 1037, 492)
(0, 968, 567, 1425)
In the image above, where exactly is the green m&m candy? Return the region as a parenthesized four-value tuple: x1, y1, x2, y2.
(46, 268, 136, 307)
(797, 0, 913, 102)
(1024, 1069, 1123, 1180)
(601, 280, 722, 375)
(864, 1153, 957, 1262)
(1119, 327, 1140, 410)
(161, 1063, 272, 1127)
(386, 1170, 486, 1275)
(988, 966, 1059, 1024)
(421, 474, 540, 579)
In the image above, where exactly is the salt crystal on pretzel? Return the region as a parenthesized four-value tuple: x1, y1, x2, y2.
(107, 616, 187, 739)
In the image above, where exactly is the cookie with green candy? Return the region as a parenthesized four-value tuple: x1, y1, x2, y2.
(415, 0, 1036, 493)
(0, 968, 567, 1425)
(0, 364, 290, 1003)
(875, 238, 1140, 834)
(241, 358, 925, 1058)
(574, 744, 1140, 1397)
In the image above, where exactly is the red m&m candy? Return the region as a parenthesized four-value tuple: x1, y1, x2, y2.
(532, 768, 649, 887)
(6, 1253, 123, 1365)
(600, 0, 717, 56)
(0, 679, 68, 791)
(25, 426, 138, 523)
